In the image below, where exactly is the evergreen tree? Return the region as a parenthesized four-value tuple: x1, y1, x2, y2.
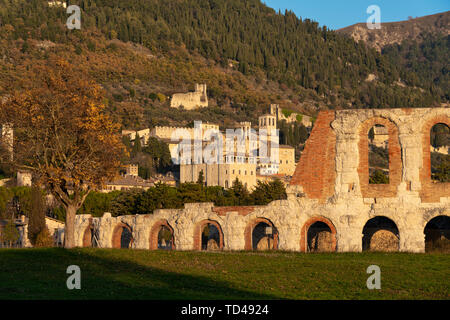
(132, 133, 142, 157)
(1, 219, 19, 247)
(197, 170, 205, 186)
(27, 186, 47, 246)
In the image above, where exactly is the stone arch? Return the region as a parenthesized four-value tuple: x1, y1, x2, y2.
(300, 216, 337, 252)
(362, 216, 399, 252)
(111, 223, 133, 249)
(149, 220, 175, 250)
(82, 224, 93, 247)
(419, 115, 450, 202)
(358, 117, 402, 198)
(424, 215, 450, 253)
(244, 218, 279, 250)
(193, 219, 224, 251)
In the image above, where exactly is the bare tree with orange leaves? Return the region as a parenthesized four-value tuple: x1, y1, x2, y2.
(0, 58, 125, 248)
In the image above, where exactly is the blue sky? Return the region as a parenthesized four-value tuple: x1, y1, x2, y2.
(263, 0, 449, 30)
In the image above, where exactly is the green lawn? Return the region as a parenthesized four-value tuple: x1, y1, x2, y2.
(0, 248, 448, 300)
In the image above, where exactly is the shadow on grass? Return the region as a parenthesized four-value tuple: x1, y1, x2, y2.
(0, 248, 280, 300)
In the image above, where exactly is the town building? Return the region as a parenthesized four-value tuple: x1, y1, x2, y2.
(102, 164, 154, 192)
(170, 84, 208, 110)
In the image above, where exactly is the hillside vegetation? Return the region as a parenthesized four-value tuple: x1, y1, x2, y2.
(338, 11, 449, 102)
(0, 0, 444, 129)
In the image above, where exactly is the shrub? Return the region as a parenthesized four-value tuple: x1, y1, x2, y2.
(34, 228, 54, 248)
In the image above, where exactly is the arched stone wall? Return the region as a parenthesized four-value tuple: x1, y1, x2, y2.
(149, 220, 175, 250)
(358, 117, 402, 198)
(111, 223, 133, 249)
(193, 219, 224, 251)
(423, 214, 450, 252)
(244, 218, 278, 250)
(419, 115, 450, 203)
(300, 216, 337, 252)
(362, 216, 400, 252)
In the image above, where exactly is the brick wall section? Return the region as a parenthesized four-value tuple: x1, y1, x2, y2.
(212, 206, 255, 216)
(193, 219, 224, 250)
(419, 115, 450, 202)
(358, 117, 402, 198)
(82, 226, 92, 247)
(300, 216, 337, 252)
(149, 220, 175, 250)
(290, 111, 336, 201)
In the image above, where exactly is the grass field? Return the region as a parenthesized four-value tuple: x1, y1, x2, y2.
(0, 248, 448, 300)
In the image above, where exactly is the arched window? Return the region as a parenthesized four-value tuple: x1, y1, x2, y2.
(112, 224, 133, 249)
(252, 222, 277, 250)
(424, 215, 450, 253)
(157, 226, 174, 250)
(430, 123, 449, 183)
(307, 221, 334, 252)
(201, 223, 221, 251)
(362, 216, 399, 252)
(368, 124, 389, 184)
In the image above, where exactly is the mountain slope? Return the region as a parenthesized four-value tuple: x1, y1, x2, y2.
(337, 11, 449, 51)
(0, 0, 445, 130)
(338, 11, 449, 102)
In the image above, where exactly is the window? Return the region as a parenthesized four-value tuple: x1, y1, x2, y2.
(368, 124, 389, 184)
(430, 123, 449, 182)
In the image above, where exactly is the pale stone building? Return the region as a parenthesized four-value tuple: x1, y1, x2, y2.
(102, 165, 154, 192)
(278, 145, 296, 176)
(122, 128, 151, 146)
(170, 84, 208, 110)
(73, 108, 449, 253)
(269, 104, 313, 128)
(180, 162, 257, 189)
(371, 124, 389, 148)
(17, 171, 32, 187)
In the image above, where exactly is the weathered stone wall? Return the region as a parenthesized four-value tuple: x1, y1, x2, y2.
(75, 108, 450, 253)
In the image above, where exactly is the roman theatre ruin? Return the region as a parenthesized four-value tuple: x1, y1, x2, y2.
(75, 108, 450, 253)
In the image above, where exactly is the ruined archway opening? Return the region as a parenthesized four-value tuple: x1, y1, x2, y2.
(424, 216, 450, 253)
(157, 226, 174, 250)
(201, 223, 221, 251)
(362, 216, 399, 252)
(112, 224, 133, 249)
(307, 221, 334, 252)
(430, 123, 449, 183)
(368, 124, 389, 184)
(252, 222, 278, 250)
(120, 227, 132, 248)
(82, 226, 93, 247)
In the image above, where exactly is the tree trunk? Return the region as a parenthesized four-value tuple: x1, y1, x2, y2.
(64, 204, 78, 248)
